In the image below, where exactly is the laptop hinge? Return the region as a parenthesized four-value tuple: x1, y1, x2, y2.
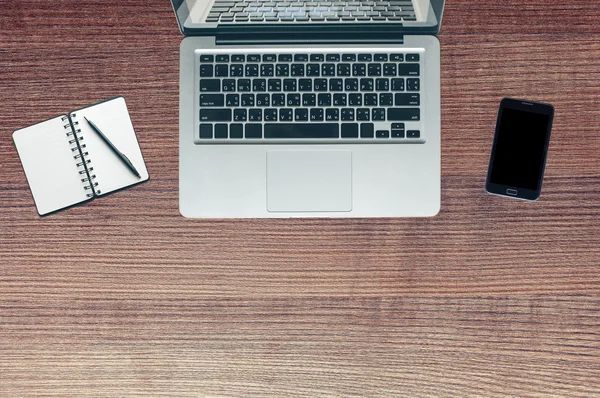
(215, 25, 405, 45)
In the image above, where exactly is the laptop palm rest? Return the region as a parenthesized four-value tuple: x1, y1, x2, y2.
(266, 151, 352, 212)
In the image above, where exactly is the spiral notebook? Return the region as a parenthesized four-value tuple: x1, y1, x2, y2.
(13, 97, 149, 215)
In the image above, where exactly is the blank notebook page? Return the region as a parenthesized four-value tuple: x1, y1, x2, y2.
(70, 97, 149, 196)
(13, 116, 90, 215)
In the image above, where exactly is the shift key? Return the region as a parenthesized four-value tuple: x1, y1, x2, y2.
(387, 108, 420, 121)
(200, 94, 225, 107)
(200, 109, 232, 121)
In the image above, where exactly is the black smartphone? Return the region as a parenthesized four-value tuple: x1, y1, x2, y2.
(486, 98, 554, 201)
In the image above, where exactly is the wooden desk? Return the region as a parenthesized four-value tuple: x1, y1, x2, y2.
(1, 1, 599, 396)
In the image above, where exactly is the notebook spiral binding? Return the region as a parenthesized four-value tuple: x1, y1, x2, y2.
(62, 114, 101, 197)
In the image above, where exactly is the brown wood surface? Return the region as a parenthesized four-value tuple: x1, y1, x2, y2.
(1, 0, 600, 396)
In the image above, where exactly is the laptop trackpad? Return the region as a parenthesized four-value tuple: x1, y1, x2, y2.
(266, 151, 352, 212)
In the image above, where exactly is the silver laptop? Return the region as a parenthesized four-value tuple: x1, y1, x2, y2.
(172, 0, 444, 218)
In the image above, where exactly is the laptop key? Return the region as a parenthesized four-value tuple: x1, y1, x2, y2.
(276, 64, 289, 76)
(257, 93, 270, 106)
(241, 94, 255, 107)
(215, 64, 228, 77)
(368, 63, 382, 76)
(230, 64, 244, 76)
(268, 79, 282, 91)
(199, 124, 213, 139)
(230, 124, 243, 138)
(341, 108, 355, 121)
(298, 78, 312, 91)
(306, 64, 320, 76)
(349, 93, 362, 106)
(383, 63, 397, 76)
(245, 64, 259, 76)
(200, 109, 232, 122)
(291, 64, 305, 76)
(234, 108, 247, 121)
(406, 78, 420, 91)
(314, 78, 327, 91)
(200, 79, 221, 92)
(279, 108, 293, 121)
(364, 93, 378, 106)
(287, 93, 301, 106)
(283, 79, 297, 91)
(200, 94, 225, 107)
(326, 108, 339, 121)
(407, 130, 420, 138)
(333, 93, 346, 106)
(395, 93, 420, 106)
(379, 93, 393, 106)
(391, 78, 404, 91)
(225, 94, 239, 106)
(253, 78, 267, 91)
(295, 108, 309, 121)
(357, 108, 370, 121)
(376, 78, 389, 91)
(272, 93, 285, 106)
(397, 64, 419, 76)
(264, 108, 278, 121)
(215, 124, 228, 139)
(303, 93, 316, 106)
(387, 108, 420, 121)
(360, 123, 374, 138)
(360, 78, 374, 91)
(341, 123, 359, 138)
(249, 109, 263, 121)
(406, 53, 420, 62)
(245, 124, 263, 138)
(391, 129, 405, 138)
(294, 54, 309, 62)
(376, 130, 389, 138)
(200, 55, 214, 63)
(318, 93, 331, 106)
(372, 108, 385, 121)
(310, 108, 324, 121)
(264, 123, 339, 138)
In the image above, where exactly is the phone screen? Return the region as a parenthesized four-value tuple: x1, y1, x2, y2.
(489, 108, 551, 191)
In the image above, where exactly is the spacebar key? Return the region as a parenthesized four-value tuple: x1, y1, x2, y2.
(264, 123, 339, 138)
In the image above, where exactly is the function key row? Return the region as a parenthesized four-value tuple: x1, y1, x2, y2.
(200, 53, 420, 63)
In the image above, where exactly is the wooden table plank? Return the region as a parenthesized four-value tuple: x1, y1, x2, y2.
(1, 0, 599, 396)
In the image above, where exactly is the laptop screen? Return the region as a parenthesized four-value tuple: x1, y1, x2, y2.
(172, 0, 444, 35)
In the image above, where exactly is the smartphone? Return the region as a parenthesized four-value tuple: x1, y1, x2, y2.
(486, 98, 554, 201)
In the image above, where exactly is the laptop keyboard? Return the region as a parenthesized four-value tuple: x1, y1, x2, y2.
(206, 0, 416, 23)
(197, 50, 423, 143)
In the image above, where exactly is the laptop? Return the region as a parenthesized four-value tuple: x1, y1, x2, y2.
(172, 0, 444, 218)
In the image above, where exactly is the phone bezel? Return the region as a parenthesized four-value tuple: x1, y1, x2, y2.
(485, 98, 554, 201)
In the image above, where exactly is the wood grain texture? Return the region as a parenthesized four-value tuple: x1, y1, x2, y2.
(1, 0, 600, 396)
